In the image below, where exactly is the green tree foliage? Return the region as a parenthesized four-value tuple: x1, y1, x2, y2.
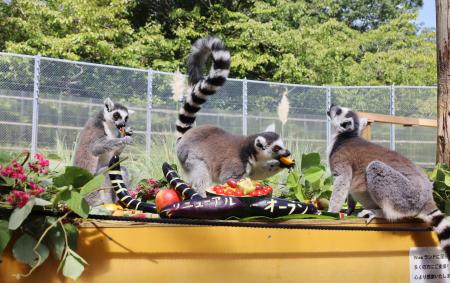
(0, 0, 435, 86)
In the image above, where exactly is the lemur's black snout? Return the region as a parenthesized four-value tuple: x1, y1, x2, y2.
(283, 150, 291, 157)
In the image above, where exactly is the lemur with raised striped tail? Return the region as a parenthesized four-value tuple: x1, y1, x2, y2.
(327, 104, 450, 258)
(176, 36, 292, 196)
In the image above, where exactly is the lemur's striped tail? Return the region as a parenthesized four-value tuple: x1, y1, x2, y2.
(162, 162, 203, 200)
(176, 36, 231, 138)
(427, 208, 450, 259)
(108, 155, 157, 213)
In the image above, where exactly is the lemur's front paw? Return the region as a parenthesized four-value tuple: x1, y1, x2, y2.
(122, 136, 133, 145)
(125, 127, 133, 136)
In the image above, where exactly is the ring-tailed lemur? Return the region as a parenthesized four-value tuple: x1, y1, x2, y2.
(74, 98, 133, 206)
(327, 104, 450, 258)
(176, 36, 292, 196)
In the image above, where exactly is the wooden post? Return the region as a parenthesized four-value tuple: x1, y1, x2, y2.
(436, 0, 450, 165)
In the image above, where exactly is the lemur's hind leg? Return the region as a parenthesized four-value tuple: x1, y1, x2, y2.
(184, 157, 211, 197)
(365, 161, 426, 221)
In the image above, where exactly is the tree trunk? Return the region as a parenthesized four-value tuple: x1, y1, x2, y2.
(436, 0, 450, 165)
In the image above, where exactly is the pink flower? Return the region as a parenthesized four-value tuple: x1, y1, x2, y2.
(128, 189, 138, 198)
(1, 161, 27, 182)
(147, 178, 158, 186)
(7, 190, 31, 208)
(28, 182, 44, 196)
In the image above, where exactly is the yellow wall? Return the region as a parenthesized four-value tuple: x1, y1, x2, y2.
(0, 222, 439, 283)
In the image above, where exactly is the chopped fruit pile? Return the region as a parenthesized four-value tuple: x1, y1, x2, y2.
(210, 178, 273, 197)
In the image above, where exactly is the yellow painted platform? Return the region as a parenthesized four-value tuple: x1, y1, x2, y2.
(0, 220, 441, 283)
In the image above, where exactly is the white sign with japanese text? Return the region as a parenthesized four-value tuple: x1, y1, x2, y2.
(410, 247, 450, 282)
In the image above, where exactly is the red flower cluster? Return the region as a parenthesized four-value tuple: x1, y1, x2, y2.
(6, 190, 31, 208)
(1, 160, 26, 181)
(28, 153, 50, 175)
(128, 178, 161, 201)
(2, 153, 50, 208)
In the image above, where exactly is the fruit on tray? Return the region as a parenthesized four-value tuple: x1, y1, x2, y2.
(155, 189, 182, 211)
(279, 156, 295, 167)
(210, 178, 273, 197)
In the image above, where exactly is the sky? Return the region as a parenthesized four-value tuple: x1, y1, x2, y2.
(416, 0, 436, 29)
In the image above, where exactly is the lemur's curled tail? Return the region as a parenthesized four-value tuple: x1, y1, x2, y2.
(426, 208, 450, 259)
(176, 36, 231, 138)
(108, 155, 157, 213)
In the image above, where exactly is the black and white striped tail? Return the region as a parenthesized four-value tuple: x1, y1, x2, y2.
(429, 209, 450, 259)
(108, 155, 157, 213)
(162, 162, 203, 200)
(176, 36, 231, 138)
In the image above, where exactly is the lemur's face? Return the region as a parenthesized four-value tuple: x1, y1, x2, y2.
(254, 132, 291, 161)
(103, 98, 130, 129)
(327, 104, 361, 134)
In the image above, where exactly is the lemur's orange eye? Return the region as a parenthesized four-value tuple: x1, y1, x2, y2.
(272, 145, 281, 152)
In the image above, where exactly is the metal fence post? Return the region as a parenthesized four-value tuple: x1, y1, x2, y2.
(31, 55, 41, 156)
(146, 69, 153, 156)
(390, 85, 396, 150)
(242, 78, 248, 135)
(326, 87, 332, 146)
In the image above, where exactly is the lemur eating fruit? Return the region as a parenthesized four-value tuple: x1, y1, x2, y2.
(74, 98, 133, 206)
(176, 36, 293, 196)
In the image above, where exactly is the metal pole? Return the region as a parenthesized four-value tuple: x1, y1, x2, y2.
(31, 55, 41, 156)
(326, 87, 331, 146)
(242, 78, 248, 135)
(146, 69, 153, 156)
(390, 85, 396, 150)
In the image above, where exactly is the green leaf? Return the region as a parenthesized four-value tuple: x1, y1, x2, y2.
(34, 198, 52, 207)
(13, 234, 49, 267)
(8, 197, 36, 230)
(46, 225, 65, 260)
(303, 166, 325, 184)
(0, 220, 11, 258)
(301, 152, 321, 171)
(286, 171, 299, 189)
(0, 152, 14, 164)
(64, 224, 79, 251)
(80, 174, 105, 197)
(62, 252, 86, 280)
(444, 175, 450, 187)
(58, 190, 90, 218)
(294, 184, 305, 202)
(53, 166, 94, 189)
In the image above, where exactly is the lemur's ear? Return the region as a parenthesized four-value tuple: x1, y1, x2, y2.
(339, 117, 354, 132)
(264, 123, 276, 133)
(358, 118, 368, 132)
(104, 98, 114, 112)
(128, 109, 135, 115)
(255, 136, 267, 150)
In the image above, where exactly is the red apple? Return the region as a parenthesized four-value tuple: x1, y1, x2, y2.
(155, 189, 182, 212)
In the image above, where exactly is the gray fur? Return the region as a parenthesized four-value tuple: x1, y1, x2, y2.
(73, 98, 133, 206)
(366, 161, 429, 219)
(327, 104, 450, 259)
(177, 125, 290, 196)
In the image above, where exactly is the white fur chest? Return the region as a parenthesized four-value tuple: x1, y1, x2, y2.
(246, 156, 281, 180)
(103, 122, 119, 139)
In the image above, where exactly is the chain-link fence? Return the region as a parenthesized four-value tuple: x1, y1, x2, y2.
(0, 52, 438, 167)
